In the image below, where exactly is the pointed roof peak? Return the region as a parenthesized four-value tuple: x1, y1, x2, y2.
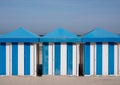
(4, 27, 39, 38)
(17, 27, 25, 29)
(1, 27, 39, 42)
(55, 27, 65, 30)
(40, 28, 80, 42)
(82, 28, 120, 42)
(94, 27, 103, 30)
(54, 28, 69, 32)
(43, 28, 78, 38)
(14, 27, 27, 31)
(83, 28, 119, 38)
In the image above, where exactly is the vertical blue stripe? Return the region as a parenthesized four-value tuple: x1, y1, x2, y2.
(55, 43, 60, 75)
(24, 43, 30, 75)
(0, 43, 1, 75)
(42, 43, 48, 75)
(108, 42, 114, 75)
(84, 42, 90, 75)
(1, 43, 6, 75)
(67, 43, 73, 75)
(12, 43, 18, 75)
(0, 43, 6, 75)
(96, 42, 102, 75)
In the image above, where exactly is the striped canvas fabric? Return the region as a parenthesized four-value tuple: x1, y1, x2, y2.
(42, 43, 79, 76)
(0, 43, 37, 76)
(84, 42, 120, 76)
(0, 43, 6, 75)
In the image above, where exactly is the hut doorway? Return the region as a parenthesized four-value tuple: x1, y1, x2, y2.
(8, 43, 37, 76)
(79, 43, 84, 76)
(37, 43, 42, 76)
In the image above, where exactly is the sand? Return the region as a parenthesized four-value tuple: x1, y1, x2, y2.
(0, 76, 120, 85)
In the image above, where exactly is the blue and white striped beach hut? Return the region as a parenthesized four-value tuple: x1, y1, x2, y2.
(0, 27, 39, 76)
(82, 28, 120, 76)
(40, 28, 80, 76)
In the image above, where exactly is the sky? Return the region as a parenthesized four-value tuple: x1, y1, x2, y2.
(0, 0, 120, 35)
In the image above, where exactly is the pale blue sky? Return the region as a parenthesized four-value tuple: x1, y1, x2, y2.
(0, 0, 120, 35)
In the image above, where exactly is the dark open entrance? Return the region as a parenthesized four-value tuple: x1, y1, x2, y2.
(79, 43, 84, 76)
(37, 44, 42, 76)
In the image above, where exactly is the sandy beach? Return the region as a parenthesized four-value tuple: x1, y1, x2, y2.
(0, 76, 120, 85)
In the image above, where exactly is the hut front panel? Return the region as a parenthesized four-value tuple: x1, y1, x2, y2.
(84, 42, 119, 76)
(42, 43, 79, 76)
(9, 43, 36, 76)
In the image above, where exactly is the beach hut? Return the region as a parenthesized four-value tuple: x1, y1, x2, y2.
(0, 27, 39, 76)
(40, 28, 80, 76)
(81, 28, 120, 76)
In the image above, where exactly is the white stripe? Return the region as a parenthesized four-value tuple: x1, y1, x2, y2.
(6, 43, 10, 76)
(90, 43, 95, 75)
(73, 44, 77, 75)
(9, 43, 12, 76)
(94, 44, 96, 75)
(119, 44, 120, 74)
(102, 43, 108, 75)
(18, 43, 24, 75)
(60, 43, 67, 75)
(34, 44, 37, 76)
(48, 43, 53, 75)
(30, 44, 34, 75)
(76, 44, 79, 76)
(39, 43, 42, 64)
(114, 44, 118, 76)
(52, 43, 55, 75)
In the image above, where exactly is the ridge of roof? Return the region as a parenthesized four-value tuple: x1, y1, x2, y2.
(42, 28, 78, 38)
